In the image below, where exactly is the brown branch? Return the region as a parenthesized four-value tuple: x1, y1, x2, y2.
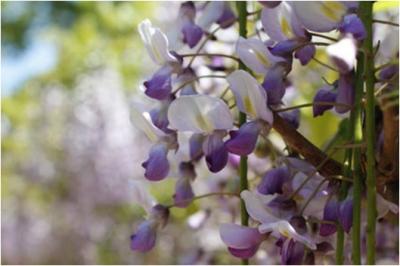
(377, 93, 399, 197)
(272, 112, 343, 177)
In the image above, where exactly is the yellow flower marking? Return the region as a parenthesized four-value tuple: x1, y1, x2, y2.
(196, 114, 212, 132)
(320, 2, 346, 21)
(253, 49, 271, 68)
(244, 95, 256, 117)
(280, 17, 292, 38)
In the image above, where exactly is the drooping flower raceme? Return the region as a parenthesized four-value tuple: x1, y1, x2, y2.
(133, 2, 399, 263)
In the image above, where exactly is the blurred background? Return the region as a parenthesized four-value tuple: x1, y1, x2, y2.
(1, 1, 398, 265)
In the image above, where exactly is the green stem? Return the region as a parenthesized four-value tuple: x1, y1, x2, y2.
(351, 42, 365, 266)
(236, 2, 249, 265)
(360, 2, 376, 264)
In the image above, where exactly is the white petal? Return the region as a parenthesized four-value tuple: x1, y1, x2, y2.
(197, 1, 225, 29)
(261, 3, 304, 41)
(131, 106, 161, 143)
(259, 220, 317, 250)
(291, 2, 346, 32)
(240, 190, 278, 224)
(326, 35, 357, 73)
(168, 95, 233, 134)
(138, 19, 177, 65)
(236, 37, 283, 75)
(129, 180, 156, 214)
(227, 70, 273, 123)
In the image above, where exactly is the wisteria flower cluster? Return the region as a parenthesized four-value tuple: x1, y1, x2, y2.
(131, 1, 398, 264)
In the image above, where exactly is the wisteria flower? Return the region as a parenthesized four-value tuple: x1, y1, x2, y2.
(168, 95, 233, 172)
(131, 204, 170, 252)
(241, 190, 317, 250)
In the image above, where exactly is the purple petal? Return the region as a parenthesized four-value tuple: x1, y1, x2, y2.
(257, 166, 290, 195)
(281, 239, 305, 265)
(335, 73, 354, 114)
(228, 246, 260, 259)
(189, 133, 205, 161)
(294, 44, 316, 65)
(130, 220, 157, 252)
(259, 1, 281, 8)
(267, 195, 297, 215)
(379, 64, 398, 81)
(216, 4, 236, 29)
(203, 132, 228, 173)
(313, 86, 337, 117)
(220, 223, 264, 249)
(176, 67, 197, 96)
(144, 67, 173, 100)
(289, 216, 307, 235)
(173, 177, 195, 208)
(149, 97, 175, 134)
(262, 64, 288, 105)
(339, 14, 366, 41)
(225, 121, 261, 155)
(339, 198, 353, 233)
(142, 144, 170, 181)
(179, 1, 196, 20)
(319, 199, 339, 236)
(268, 39, 301, 57)
(182, 21, 203, 48)
(280, 109, 300, 129)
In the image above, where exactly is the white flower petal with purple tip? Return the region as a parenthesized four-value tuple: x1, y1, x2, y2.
(168, 95, 233, 134)
(138, 19, 178, 65)
(291, 2, 347, 32)
(220, 223, 264, 259)
(236, 37, 283, 75)
(227, 70, 273, 124)
(327, 35, 357, 74)
(220, 223, 264, 249)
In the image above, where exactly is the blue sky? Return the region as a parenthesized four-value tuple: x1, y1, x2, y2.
(2, 40, 58, 97)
